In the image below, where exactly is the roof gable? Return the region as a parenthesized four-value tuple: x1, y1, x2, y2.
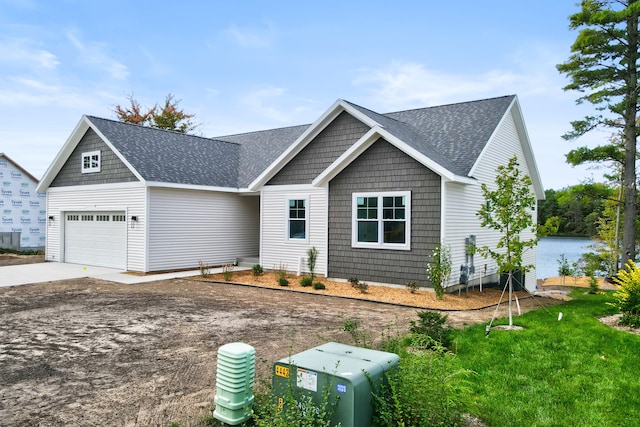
(250, 95, 518, 190)
(0, 152, 39, 183)
(37, 94, 541, 197)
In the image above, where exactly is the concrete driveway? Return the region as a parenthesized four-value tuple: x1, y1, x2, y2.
(0, 262, 203, 287)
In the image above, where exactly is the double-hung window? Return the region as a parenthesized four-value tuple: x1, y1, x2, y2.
(287, 198, 307, 240)
(352, 191, 410, 250)
(81, 150, 101, 173)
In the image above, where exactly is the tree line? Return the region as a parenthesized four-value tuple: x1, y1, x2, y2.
(537, 182, 616, 237)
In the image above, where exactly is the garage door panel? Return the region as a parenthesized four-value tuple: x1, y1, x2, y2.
(64, 211, 126, 269)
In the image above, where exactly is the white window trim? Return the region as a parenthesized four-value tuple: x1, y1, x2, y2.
(352, 191, 411, 250)
(81, 150, 101, 174)
(286, 196, 309, 243)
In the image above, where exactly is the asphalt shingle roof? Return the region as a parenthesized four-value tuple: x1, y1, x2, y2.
(85, 95, 515, 188)
(217, 124, 309, 187)
(87, 116, 240, 187)
(383, 95, 515, 176)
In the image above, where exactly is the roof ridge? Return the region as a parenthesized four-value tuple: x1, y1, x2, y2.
(342, 100, 407, 126)
(85, 115, 235, 145)
(214, 122, 311, 140)
(382, 94, 516, 115)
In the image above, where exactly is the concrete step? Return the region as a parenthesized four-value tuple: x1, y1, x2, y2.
(237, 257, 259, 268)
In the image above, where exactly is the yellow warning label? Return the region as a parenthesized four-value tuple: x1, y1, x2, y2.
(275, 365, 290, 378)
(277, 397, 284, 410)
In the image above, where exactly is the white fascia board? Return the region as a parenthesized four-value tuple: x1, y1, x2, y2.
(248, 99, 383, 191)
(261, 183, 318, 192)
(46, 181, 145, 193)
(510, 97, 545, 200)
(144, 181, 241, 193)
(469, 96, 544, 199)
(36, 116, 145, 192)
(313, 126, 476, 187)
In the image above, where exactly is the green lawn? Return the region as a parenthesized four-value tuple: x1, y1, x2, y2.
(454, 290, 640, 426)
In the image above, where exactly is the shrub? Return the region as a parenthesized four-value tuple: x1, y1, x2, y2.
(557, 253, 571, 283)
(198, 260, 210, 278)
(588, 274, 599, 294)
(300, 276, 312, 287)
(222, 264, 234, 281)
(252, 264, 264, 277)
(307, 247, 318, 282)
(612, 260, 640, 326)
(348, 277, 368, 294)
(313, 282, 325, 290)
(405, 281, 419, 293)
(278, 277, 289, 287)
(274, 263, 288, 285)
(409, 310, 453, 349)
(620, 313, 640, 328)
(426, 243, 452, 299)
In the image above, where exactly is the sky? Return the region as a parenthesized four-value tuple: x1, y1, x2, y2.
(0, 0, 616, 190)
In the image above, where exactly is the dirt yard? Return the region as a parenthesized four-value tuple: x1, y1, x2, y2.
(0, 253, 44, 266)
(0, 262, 563, 426)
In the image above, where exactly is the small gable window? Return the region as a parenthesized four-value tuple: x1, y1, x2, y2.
(288, 198, 307, 241)
(81, 150, 101, 173)
(352, 191, 411, 250)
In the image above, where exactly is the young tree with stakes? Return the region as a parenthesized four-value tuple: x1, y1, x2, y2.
(477, 156, 537, 328)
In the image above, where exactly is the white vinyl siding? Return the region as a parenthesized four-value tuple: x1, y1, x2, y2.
(45, 183, 146, 271)
(261, 186, 328, 276)
(147, 187, 259, 271)
(443, 109, 537, 291)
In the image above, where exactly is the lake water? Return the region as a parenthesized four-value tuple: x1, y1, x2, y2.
(536, 236, 595, 279)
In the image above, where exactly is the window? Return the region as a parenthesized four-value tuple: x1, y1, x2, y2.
(81, 150, 101, 173)
(288, 198, 307, 240)
(352, 191, 411, 250)
(67, 214, 79, 221)
(96, 215, 110, 221)
(81, 214, 94, 221)
(112, 215, 126, 222)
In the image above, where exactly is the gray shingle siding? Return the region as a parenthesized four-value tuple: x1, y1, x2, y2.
(50, 128, 138, 187)
(267, 112, 370, 185)
(328, 138, 441, 287)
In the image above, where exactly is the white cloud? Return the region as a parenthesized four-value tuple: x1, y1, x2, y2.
(238, 85, 313, 124)
(0, 37, 59, 69)
(66, 31, 129, 80)
(223, 23, 274, 48)
(353, 61, 529, 111)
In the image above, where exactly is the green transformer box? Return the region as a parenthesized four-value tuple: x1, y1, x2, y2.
(272, 342, 399, 427)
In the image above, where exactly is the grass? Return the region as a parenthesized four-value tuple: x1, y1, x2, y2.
(454, 289, 640, 426)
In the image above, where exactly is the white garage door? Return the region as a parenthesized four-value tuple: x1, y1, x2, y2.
(64, 211, 127, 269)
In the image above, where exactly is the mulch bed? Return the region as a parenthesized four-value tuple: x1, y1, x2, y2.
(192, 271, 531, 311)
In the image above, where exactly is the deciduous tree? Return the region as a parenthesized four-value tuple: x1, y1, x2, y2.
(114, 93, 198, 134)
(477, 156, 538, 327)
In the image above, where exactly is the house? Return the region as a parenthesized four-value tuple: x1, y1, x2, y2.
(0, 153, 47, 250)
(36, 95, 543, 292)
